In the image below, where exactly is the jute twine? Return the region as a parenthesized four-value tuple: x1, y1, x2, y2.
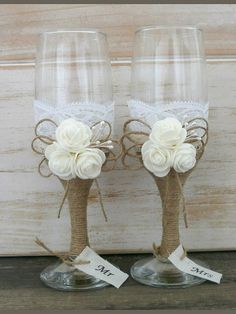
(60, 177, 93, 256)
(35, 177, 93, 265)
(32, 118, 119, 262)
(152, 169, 190, 259)
(121, 117, 208, 260)
(35, 237, 90, 266)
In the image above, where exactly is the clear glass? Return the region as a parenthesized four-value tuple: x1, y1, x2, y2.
(35, 30, 113, 131)
(129, 26, 208, 126)
(129, 26, 208, 288)
(35, 30, 112, 291)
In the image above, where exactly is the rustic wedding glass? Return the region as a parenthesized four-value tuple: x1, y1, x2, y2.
(129, 26, 209, 288)
(34, 30, 113, 291)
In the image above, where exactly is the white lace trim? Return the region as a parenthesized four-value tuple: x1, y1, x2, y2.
(128, 99, 208, 128)
(34, 100, 114, 136)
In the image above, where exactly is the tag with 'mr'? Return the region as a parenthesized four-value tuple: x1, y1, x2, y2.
(74, 246, 129, 288)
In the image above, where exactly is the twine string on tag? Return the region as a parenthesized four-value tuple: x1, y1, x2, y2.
(35, 237, 90, 266)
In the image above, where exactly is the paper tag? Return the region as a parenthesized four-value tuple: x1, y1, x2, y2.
(74, 246, 129, 288)
(168, 245, 222, 284)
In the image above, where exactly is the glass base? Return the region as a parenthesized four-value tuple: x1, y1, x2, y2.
(40, 260, 109, 291)
(131, 256, 208, 288)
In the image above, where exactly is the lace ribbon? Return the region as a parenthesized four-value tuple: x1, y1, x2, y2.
(128, 99, 208, 130)
(34, 100, 114, 137)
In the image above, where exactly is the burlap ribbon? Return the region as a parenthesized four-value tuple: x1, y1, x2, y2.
(121, 117, 208, 259)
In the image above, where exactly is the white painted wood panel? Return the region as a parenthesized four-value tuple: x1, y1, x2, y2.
(0, 4, 236, 62)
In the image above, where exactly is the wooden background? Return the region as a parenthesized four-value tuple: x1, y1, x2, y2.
(0, 4, 236, 255)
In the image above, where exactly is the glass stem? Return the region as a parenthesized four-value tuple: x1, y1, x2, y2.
(154, 170, 188, 258)
(60, 178, 93, 256)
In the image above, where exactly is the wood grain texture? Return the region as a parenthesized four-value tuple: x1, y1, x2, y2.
(0, 61, 236, 255)
(0, 252, 235, 309)
(0, 4, 236, 62)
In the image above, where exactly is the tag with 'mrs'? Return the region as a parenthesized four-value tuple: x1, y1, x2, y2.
(168, 245, 222, 284)
(74, 246, 129, 288)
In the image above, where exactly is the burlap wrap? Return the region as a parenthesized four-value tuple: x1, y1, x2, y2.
(60, 178, 93, 256)
(153, 169, 190, 258)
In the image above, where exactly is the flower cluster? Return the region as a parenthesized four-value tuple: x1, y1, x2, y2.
(141, 117, 196, 177)
(45, 118, 112, 180)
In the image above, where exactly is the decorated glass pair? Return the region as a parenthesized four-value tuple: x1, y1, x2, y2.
(32, 27, 208, 291)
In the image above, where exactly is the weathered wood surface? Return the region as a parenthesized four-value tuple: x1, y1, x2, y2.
(0, 61, 236, 255)
(0, 4, 236, 62)
(0, 252, 235, 310)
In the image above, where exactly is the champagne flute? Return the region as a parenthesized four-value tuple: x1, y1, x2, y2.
(128, 26, 209, 288)
(34, 30, 113, 291)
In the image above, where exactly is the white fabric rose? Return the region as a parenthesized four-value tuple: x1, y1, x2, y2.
(45, 142, 60, 160)
(56, 118, 92, 153)
(44, 119, 109, 180)
(48, 149, 75, 180)
(141, 140, 173, 177)
(73, 148, 106, 179)
(173, 143, 196, 173)
(150, 117, 187, 150)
